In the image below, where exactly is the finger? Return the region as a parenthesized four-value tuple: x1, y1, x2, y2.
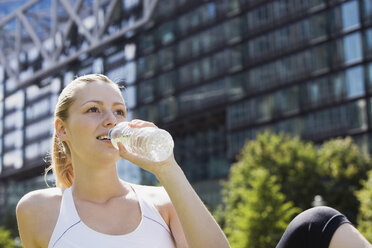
(117, 142, 152, 166)
(129, 119, 157, 128)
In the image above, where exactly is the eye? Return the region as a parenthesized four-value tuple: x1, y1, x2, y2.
(114, 109, 126, 116)
(87, 107, 99, 113)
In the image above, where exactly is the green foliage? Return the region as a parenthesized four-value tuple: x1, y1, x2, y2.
(0, 226, 15, 248)
(1, 205, 19, 238)
(218, 132, 372, 247)
(225, 132, 320, 210)
(318, 137, 372, 223)
(224, 167, 300, 248)
(356, 170, 372, 243)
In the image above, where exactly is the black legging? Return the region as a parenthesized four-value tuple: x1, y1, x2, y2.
(276, 206, 350, 248)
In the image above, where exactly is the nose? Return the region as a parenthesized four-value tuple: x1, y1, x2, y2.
(103, 111, 118, 128)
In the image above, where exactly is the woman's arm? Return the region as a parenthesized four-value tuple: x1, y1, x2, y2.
(117, 120, 230, 248)
(330, 223, 372, 248)
(156, 161, 230, 248)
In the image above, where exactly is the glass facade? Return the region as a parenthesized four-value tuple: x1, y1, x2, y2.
(131, 0, 372, 188)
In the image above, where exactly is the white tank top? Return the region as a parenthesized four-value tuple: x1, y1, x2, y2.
(48, 185, 176, 248)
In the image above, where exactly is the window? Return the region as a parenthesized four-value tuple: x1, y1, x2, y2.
(363, 0, 372, 23)
(139, 33, 155, 54)
(367, 63, 372, 93)
(4, 111, 23, 131)
(144, 54, 157, 77)
(5, 91, 24, 112)
(25, 143, 39, 160)
(201, 3, 216, 24)
(228, 45, 243, 71)
(191, 37, 201, 58)
(136, 104, 157, 123)
(227, 72, 248, 100)
(158, 71, 176, 96)
(332, 72, 347, 100)
(136, 57, 145, 79)
(26, 98, 51, 121)
(342, 0, 360, 31)
(258, 95, 273, 121)
(275, 27, 290, 52)
(344, 32, 362, 64)
(178, 14, 190, 36)
(25, 118, 53, 141)
(155, 0, 176, 18)
(225, 0, 240, 15)
(224, 17, 242, 44)
(346, 66, 365, 98)
(177, 38, 192, 62)
(201, 57, 212, 80)
(158, 21, 176, 46)
(312, 44, 329, 72)
(178, 63, 193, 88)
(310, 13, 327, 40)
(158, 46, 175, 70)
(348, 100, 367, 130)
(158, 97, 177, 122)
(364, 28, 372, 57)
(247, 4, 272, 31)
(4, 129, 23, 151)
(3, 150, 23, 169)
(191, 62, 201, 84)
(138, 79, 155, 103)
(210, 51, 227, 78)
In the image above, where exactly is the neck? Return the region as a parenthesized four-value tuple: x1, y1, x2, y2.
(70, 157, 129, 204)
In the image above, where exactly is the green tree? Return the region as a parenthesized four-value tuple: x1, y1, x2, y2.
(0, 226, 15, 248)
(223, 132, 320, 211)
(224, 167, 299, 248)
(356, 170, 372, 242)
(318, 137, 372, 223)
(217, 132, 372, 246)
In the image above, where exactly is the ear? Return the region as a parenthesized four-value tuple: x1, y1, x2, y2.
(55, 118, 68, 141)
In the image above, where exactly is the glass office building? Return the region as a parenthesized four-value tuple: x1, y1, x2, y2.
(133, 0, 372, 204)
(1, 0, 372, 218)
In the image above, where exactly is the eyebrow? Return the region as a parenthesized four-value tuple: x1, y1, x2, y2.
(82, 100, 126, 107)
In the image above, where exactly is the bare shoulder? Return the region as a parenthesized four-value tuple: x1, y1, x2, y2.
(17, 187, 63, 247)
(17, 187, 63, 215)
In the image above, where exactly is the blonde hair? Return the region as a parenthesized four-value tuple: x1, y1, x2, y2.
(45, 74, 122, 188)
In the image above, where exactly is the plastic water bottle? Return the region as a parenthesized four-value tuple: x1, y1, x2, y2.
(109, 122, 174, 162)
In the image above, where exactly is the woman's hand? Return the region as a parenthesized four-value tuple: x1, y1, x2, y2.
(116, 119, 177, 176)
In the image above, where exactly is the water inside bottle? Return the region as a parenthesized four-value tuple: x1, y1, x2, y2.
(111, 135, 131, 150)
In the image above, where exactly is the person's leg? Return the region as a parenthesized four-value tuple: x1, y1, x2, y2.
(276, 206, 350, 248)
(329, 223, 371, 248)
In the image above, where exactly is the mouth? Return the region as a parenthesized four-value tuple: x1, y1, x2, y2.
(97, 135, 111, 141)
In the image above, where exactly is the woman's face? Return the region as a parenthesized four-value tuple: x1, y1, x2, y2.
(61, 81, 127, 164)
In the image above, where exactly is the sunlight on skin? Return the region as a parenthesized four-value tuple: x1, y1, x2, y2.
(329, 224, 372, 248)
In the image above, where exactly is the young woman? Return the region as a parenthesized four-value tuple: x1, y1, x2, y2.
(16, 74, 230, 248)
(16, 74, 371, 248)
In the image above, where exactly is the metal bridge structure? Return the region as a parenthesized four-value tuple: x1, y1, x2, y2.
(0, 0, 158, 93)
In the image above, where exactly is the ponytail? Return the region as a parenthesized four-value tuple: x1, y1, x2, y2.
(45, 132, 74, 188)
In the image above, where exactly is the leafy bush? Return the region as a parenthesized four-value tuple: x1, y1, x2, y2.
(224, 167, 299, 248)
(356, 170, 372, 243)
(0, 226, 15, 248)
(218, 132, 372, 247)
